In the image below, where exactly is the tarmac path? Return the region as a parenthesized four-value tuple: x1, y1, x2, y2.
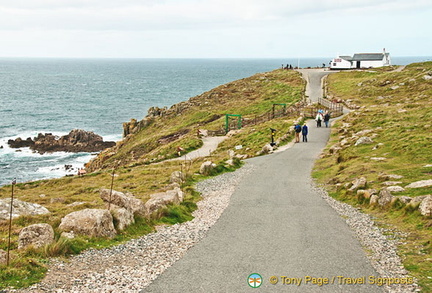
(144, 70, 383, 292)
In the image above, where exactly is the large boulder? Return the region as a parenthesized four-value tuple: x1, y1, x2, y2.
(0, 198, 50, 220)
(144, 188, 184, 218)
(419, 195, 432, 217)
(18, 223, 54, 250)
(100, 189, 145, 217)
(110, 205, 135, 231)
(59, 209, 116, 238)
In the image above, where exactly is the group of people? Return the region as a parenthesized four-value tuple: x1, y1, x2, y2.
(293, 110, 331, 143)
(315, 110, 330, 128)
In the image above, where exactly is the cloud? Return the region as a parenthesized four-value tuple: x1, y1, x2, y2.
(0, 0, 430, 32)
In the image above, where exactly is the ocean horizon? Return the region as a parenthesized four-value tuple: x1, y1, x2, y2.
(1, 56, 431, 186)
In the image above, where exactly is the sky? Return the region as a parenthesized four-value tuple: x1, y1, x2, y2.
(0, 0, 431, 58)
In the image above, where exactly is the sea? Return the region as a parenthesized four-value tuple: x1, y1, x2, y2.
(1, 56, 431, 187)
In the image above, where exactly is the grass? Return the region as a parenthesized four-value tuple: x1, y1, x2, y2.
(313, 62, 432, 291)
(0, 68, 305, 289)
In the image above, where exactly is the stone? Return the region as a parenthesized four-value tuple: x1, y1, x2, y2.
(59, 209, 116, 238)
(398, 196, 412, 204)
(349, 177, 367, 192)
(61, 231, 75, 239)
(370, 157, 386, 161)
(409, 196, 427, 208)
(110, 205, 135, 231)
(357, 190, 371, 199)
(100, 189, 145, 217)
(354, 136, 374, 146)
(419, 195, 432, 216)
(259, 144, 274, 155)
(144, 188, 184, 217)
(0, 198, 50, 220)
(18, 223, 55, 250)
(170, 171, 185, 184)
(370, 194, 379, 205)
(386, 186, 406, 193)
(378, 173, 404, 180)
(378, 188, 394, 207)
(405, 179, 432, 189)
(382, 181, 403, 186)
(199, 161, 217, 175)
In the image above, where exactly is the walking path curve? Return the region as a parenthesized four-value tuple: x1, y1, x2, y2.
(144, 70, 383, 292)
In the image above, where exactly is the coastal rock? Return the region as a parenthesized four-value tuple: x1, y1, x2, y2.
(110, 205, 135, 231)
(419, 195, 432, 216)
(409, 196, 427, 208)
(405, 179, 432, 189)
(18, 223, 55, 250)
(100, 189, 145, 217)
(8, 129, 115, 153)
(7, 137, 34, 148)
(398, 196, 412, 204)
(0, 198, 50, 220)
(59, 209, 116, 238)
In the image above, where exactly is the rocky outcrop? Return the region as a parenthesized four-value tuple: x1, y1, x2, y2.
(377, 188, 395, 207)
(0, 198, 50, 220)
(144, 188, 184, 218)
(100, 189, 146, 217)
(348, 177, 367, 192)
(8, 129, 115, 153)
(18, 223, 55, 250)
(58, 209, 116, 238)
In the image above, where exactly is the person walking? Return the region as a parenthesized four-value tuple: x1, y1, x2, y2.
(294, 123, 301, 143)
(324, 112, 330, 128)
(302, 122, 308, 142)
(315, 112, 323, 127)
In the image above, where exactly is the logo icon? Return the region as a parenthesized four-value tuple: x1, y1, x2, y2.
(248, 273, 263, 288)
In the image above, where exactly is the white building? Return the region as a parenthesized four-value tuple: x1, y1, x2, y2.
(330, 49, 391, 70)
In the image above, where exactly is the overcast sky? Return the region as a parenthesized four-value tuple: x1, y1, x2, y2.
(0, 0, 431, 58)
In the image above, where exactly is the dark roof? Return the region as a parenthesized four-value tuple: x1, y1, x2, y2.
(352, 53, 389, 61)
(339, 56, 352, 61)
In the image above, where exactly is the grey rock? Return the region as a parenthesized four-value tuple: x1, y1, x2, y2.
(18, 223, 55, 250)
(405, 179, 432, 189)
(110, 205, 135, 231)
(59, 209, 116, 238)
(0, 198, 50, 220)
(378, 188, 394, 207)
(100, 189, 145, 217)
(386, 186, 405, 193)
(170, 171, 185, 184)
(349, 177, 367, 192)
(199, 161, 217, 175)
(419, 195, 432, 217)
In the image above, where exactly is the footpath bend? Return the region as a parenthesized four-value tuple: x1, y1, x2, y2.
(144, 70, 383, 292)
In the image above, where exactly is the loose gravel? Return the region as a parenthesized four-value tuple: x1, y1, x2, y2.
(10, 163, 420, 293)
(314, 186, 421, 293)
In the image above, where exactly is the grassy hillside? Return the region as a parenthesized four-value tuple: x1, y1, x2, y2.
(313, 62, 432, 291)
(0, 69, 305, 289)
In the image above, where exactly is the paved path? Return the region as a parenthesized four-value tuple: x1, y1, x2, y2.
(144, 70, 382, 293)
(169, 136, 227, 162)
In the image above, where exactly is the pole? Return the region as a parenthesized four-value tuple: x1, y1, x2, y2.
(7, 178, 16, 266)
(108, 167, 116, 210)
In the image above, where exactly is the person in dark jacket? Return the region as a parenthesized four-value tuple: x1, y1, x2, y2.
(302, 122, 308, 142)
(324, 112, 330, 128)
